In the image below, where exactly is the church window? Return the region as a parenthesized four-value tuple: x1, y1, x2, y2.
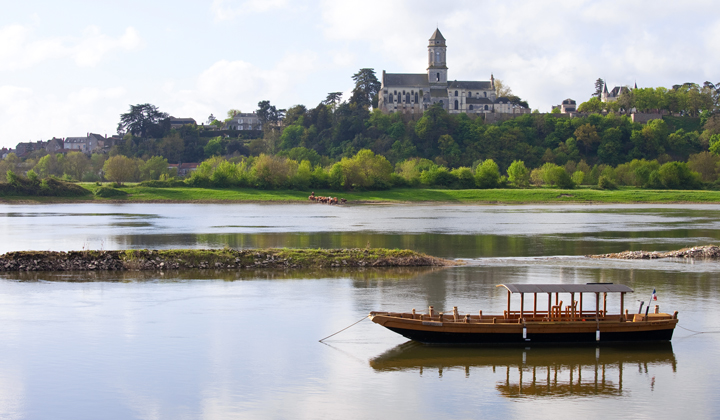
(436, 73, 440, 82)
(454, 100, 459, 110)
(484, 105, 489, 110)
(469, 105, 474, 110)
(406, 93, 410, 103)
(389, 94, 393, 102)
(435, 51, 440, 63)
(439, 100, 444, 108)
(468, 92, 472, 98)
(454, 91, 458, 97)
(415, 93, 418, 103)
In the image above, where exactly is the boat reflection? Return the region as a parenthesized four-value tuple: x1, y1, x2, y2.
(370, 342, 676, 398)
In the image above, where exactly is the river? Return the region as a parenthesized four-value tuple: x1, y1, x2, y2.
(0, 203, 718, 419)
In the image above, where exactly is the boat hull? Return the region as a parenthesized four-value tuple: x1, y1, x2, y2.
(386, 325, 675, 344)
(371, 314, 677, 345)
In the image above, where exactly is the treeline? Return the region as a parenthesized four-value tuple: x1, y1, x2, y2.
(580, 82, 718, 116)
(146, 148, 718, 191)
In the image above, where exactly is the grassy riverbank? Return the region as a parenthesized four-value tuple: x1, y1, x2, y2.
(3, 184, 720, 204)
(0, 248, 453, 272)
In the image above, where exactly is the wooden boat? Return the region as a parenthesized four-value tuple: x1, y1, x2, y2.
(369, 283, 678, 344)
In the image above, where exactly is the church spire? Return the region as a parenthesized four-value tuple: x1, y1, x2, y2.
(427, 28, 447, 85)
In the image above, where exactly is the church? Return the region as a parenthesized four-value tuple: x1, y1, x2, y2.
(378, 29, 529, 116)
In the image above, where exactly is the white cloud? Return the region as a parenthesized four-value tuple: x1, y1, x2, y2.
(211, 0, 290, 21)
(169, 51, 319, 122)
(0, 86, 127, 147)
(0, 24, 142, 71)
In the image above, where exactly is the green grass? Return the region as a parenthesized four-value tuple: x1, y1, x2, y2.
(5, 184, 720, 204)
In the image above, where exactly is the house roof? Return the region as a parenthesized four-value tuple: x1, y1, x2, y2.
(562, 99, 576, 105)
(448, 80, 493, 90)
(383, 73, 429, 88)
(495, 97, 511, 104)
(64, 137, 87, 143)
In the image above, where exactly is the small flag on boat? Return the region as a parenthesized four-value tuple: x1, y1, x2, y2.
(652, 289, 658, 301)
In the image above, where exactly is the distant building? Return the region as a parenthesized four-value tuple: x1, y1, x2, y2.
(601, 81, 637, 103)
(168, 162, 199, 177)
(1, 148, 11, 159)
(225, 112, 262, 131)
(168, 117, 197, 130)
(552, 98, 577, 113)
(378, 29, 530, 115)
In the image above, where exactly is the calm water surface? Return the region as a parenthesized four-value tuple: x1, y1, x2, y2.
(1, 203, 719, 419)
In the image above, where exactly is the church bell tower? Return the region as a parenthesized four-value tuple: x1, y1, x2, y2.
(427, 28, 447, 85)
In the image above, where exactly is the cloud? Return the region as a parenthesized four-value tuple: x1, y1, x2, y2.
(0, 86, 127, 147)
(211, 0, 290, 21)
(168, 51, 319, 122)
(320, 0, 720, 111)
(0, 24, 142, 71)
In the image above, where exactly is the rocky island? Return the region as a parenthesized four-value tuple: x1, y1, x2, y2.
(0, 248, 454, 272)
(590, 245, 720, 259)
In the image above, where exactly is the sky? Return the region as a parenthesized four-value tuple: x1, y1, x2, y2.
(1, 0, 719, 149)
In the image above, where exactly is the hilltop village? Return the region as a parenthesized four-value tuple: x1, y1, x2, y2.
(1, 29, 719, 194)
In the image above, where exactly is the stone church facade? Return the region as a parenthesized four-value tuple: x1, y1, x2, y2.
(378, 29, 529, 116)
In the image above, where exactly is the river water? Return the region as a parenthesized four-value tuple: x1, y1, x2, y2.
(1, 203, 719, 419)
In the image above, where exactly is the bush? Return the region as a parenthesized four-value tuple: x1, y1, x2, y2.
(598, 175, 618, 190)
(93, 186, 129, 197)
(0, 173, 91, 197)
(139, 179, 187, 188)
(475, 159, 501, 189)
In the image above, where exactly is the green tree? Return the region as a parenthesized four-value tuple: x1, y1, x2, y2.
(140, 156, 170, 181)
(475, 159, 500, 189)
(117, 104, 168, 138)
(593, 78, 605, 98)
(63, 152, 90, 181)
(350, 68, 381, 108)
(103, 155, 138, 185)
(507, 160, 530, 187)
(204, 137, 225, 157)
(577, 97, 604, 113)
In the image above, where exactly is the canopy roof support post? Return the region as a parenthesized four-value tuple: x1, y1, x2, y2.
(620, 292, 625, 320)
(555, 292, 559, 306)
(507, 290, 511, 318)
(547, 293, 552, 318)
(520, 293, 524, 319)
(603, 292, 607, 316)
(579, 293, 584, 317)
(571, 292, 575, 318)
(595, 292, 600, 320)
(533, 293, 537, 318)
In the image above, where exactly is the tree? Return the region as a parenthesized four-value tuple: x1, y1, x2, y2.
(204, 137, 225, 157)
(117, 104, 168, 138)
(350, 68, 381, 108)
(475, 159, 501, 188)
(688, 151, 719, 182)
(63, 152, 90, 181)
(578, 97, 604, 113)
(323, 92, 343, 109)
(507, 160, 530, 187)
(494, 79, 512, 98)
(257, 100, 286, 125)
(140, 156, 170, 181)
(574, 124, 601, 155)
(103, 155, 138, 185)
(207, 114, 217, 124)
(593, 78, 605, 98)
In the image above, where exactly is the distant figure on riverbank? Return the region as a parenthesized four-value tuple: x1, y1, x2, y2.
(308, 192, 344, 205)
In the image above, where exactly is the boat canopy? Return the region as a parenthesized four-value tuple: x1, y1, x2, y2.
(497, 284, 633, 294)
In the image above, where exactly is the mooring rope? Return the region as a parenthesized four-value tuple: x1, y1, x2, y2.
(319, 315, 368, 342)
(677, 325, 720, 334)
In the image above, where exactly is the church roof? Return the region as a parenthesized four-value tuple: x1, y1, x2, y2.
(429, 28, 445, 41)
(448, 80, 493, 90)
(430, 89, 448, 98)
(495, 97, 511, 104)
(383, 73, 429, 88)
(467, 97, 494, 105)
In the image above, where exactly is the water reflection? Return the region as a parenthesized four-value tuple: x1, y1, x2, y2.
(370, 342, 676, 398)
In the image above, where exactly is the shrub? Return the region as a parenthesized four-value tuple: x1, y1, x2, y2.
(598, 175, 617, 190)
(475, 159, 501, 189)
(507, 160, 530, 187)
(94, 186, 129, 197)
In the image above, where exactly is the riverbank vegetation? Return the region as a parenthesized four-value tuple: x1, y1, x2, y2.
(0, 248, 453, 272)
(2, 70, 719, 198)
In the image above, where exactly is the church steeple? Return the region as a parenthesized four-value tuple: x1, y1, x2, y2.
(427, 29, 447, 85)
